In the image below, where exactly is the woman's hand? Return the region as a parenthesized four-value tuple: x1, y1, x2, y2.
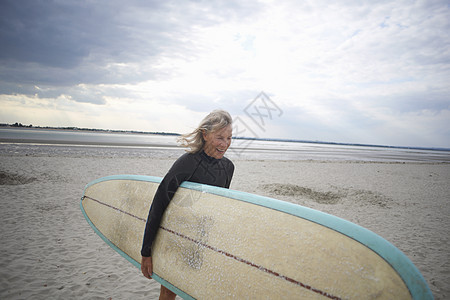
(141, 256, 153, 279)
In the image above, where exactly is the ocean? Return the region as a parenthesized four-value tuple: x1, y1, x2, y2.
(1, 127, 449, 162)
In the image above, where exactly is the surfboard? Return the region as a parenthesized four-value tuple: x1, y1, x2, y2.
(80, 175, 433, 299)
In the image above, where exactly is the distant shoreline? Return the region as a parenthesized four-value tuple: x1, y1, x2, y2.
(0, 138, 180, 149)
(1, 123, 449, 152)
(0, 123, 180, 136)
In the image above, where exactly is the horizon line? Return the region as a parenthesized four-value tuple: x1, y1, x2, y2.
(1, 122, 449, 152)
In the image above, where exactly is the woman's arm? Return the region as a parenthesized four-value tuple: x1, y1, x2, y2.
(141, 153, 198, 257)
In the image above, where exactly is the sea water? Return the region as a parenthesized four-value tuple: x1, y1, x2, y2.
(1, 127, 449, 162)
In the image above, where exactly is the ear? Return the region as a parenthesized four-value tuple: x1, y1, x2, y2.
(202, 130, 208, 140)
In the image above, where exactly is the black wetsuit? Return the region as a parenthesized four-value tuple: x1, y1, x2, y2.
(141, 150, 234, 257)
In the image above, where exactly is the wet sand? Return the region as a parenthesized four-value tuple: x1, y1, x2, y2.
(0, 150, 448, 299)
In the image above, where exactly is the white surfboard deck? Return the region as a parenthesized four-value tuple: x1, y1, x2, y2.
(80, 175, 432, 299)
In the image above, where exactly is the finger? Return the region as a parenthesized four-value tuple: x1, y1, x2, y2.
(143, 270, 151, 279)
(148, 265, 153, 279)
(142, 265, 153, 279)
(141, 265, 150, 279)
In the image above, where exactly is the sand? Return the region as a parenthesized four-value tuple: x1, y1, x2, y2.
(0, 149, 449, 299)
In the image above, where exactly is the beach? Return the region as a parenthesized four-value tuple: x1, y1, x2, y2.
(0, 144, 449, 299)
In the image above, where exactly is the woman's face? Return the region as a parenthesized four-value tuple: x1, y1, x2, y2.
(203, 125, 232, 159)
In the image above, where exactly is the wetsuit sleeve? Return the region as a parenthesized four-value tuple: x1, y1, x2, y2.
(141, 154, 198, 257)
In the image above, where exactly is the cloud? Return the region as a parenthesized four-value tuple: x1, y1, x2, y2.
(0, 1, 176, 69)
(0, 0, 261, 81)
(0, 0, 449, 147)
(0, 0, 262, 103)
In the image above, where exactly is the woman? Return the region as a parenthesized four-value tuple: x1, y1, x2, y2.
(141, 109, 234, 300)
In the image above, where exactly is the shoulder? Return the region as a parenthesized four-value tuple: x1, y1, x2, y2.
(173, 151, 199, 165)
(163, 152, 201, 181)
(169, 151, 202, 171)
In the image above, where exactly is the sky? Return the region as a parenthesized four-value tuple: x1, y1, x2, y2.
(0, 0, 449, 148)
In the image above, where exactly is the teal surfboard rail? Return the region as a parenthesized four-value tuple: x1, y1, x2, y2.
(81, 174, 433, 300)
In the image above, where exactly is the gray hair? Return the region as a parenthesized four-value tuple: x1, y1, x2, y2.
(178, 109, 232, 153)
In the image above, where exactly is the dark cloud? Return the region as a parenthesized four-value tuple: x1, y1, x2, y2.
(0, 0, 261, 102)
(0, 0, 165, 69)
